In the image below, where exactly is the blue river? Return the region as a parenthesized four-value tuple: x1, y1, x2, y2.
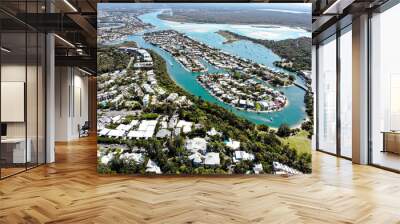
(126, 11, 308, 128)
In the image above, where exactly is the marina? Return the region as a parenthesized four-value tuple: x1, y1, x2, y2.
(123, 10, 309, 128)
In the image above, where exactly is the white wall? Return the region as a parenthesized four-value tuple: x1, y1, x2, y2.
(1, 64, 26, 138)
(311, 45, 317, 151)
(72, 72, 89, 138)
(55, 66, 69, 141)
(54, 66, 89, 141)
(1, 62, 46, 164)
(1, 64, 43, 138)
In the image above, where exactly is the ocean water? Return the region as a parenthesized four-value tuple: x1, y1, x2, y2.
(138, 11, 310, 41)
(126, 11, 309, 128)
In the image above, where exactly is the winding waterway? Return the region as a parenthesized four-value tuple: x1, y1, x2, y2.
(126, 11, 309, 128)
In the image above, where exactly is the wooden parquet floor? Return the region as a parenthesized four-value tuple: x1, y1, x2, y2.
(1, 137, 400, 224)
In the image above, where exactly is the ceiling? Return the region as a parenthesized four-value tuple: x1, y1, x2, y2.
(311, 0, 391, 43)
(0, 0, 98, 74)
(0, 0, 394, 73)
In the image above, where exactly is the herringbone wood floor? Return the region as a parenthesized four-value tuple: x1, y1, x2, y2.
(1, 137, 400, 224)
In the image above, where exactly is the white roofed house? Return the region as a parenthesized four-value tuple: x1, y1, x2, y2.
(97, 92, 115, 101)
(253, 163, 264, 174)
(189, 152, 204, 165)
(174, 127, 182, 136)
(155, 87, 166, 95)
(125, 48, 152, 62)
(176, 96, 187, 104)
(116, 124, 133, 132)
(98, 116, 112, 125)
(233, 151, 255, 163)
(176, 96, 192, 106)
(246, 100, 255, 108)
(127, 131, 142, 139)
(143, 94, 150, 107)
(273, 161, 302, 175)
(112, 115, 122, 123)
(225, 138, 240, 150)
(142, 84, 154, 94)
(107, 129, 126, 139)
(239, 99, 247, 107)
(141, 119, 158, 128)
(139, 49, 152, 62)
(134, 85, 144, 97)
(168, 114, 179, 129)
(156, 129, 171, 138)
(119, 152, 144, 164)
(206, 128, 222, 137)
(130, 120, 140, 127)
(185, 137, 207, 154)
(166, 93, 179, 102)
(147, 70, 154, 77)
(100, 153, 114, 165)
(160, 121, 168, 129)
(299, 70, 311, 80)
(134, 62, 153, 68)
(194, 123, 203, 130)
(111, 94, 124, 105)
(258, 100, 271, 110)
(98, 128, 111, 137)
(176, 120, 193, 134)
(148, 77, 157, 86)
(127, 119, 157, 139)
(204, 152, 220, 166)
(146, 159, 162, 174)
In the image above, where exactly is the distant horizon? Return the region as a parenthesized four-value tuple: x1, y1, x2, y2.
(98, 3, 311, 15)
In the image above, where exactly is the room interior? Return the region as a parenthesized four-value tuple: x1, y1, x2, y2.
(369, 4, 400, 170)
(313, 0, 400, 171)
(0, 0, 96, 179)
(0, 29, 46, 177)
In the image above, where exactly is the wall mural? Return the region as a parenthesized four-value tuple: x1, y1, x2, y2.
(97, 3, 313, 175)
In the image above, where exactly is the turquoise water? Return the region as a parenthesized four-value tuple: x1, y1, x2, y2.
(139, 10, 311, 41)
(126, 11, 308, 128)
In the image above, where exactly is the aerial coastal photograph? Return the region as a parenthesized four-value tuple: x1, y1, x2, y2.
(97, 3, 313, 175)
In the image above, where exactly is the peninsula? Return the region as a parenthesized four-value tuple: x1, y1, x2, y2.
(197, 73, 287, 112)
(143, 30, 294, 87)
(216, 30, 312, 71)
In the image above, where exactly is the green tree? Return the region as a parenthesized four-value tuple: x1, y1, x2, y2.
(257, 124, 269, 132)
(301, 120, 313, 138)
(233, 71, 241, 79)
(233, 160, 252, 174)
(277, 123, 291, 138)
(255, 102, 261, 112)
